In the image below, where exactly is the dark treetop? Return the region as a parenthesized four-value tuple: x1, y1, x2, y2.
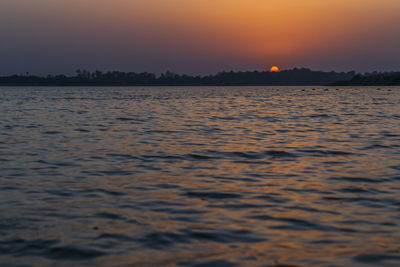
(0, 68, 356, 86)
(333, 72, 400, 86)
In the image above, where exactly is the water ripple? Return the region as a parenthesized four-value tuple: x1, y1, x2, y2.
(1, 86, 399, 266)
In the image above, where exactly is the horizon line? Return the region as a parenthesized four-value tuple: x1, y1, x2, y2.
(2, 67, 399, 78)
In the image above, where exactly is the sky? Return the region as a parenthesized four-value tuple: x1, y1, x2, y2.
(0, 0, 399, 75)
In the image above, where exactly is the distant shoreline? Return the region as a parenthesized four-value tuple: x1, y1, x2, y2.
(0, 84, 337, 87)
(1, 69, 399, 86)
(331, 72, 400, 86)
(0, 68, 355, 87)
(0, 84, 400, 88)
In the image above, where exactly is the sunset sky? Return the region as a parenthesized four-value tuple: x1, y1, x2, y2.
(1, 0, 399, 75)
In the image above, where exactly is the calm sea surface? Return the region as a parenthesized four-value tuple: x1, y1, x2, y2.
(1, 86, 400, 266)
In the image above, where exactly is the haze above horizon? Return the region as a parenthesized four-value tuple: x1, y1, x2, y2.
(1, 0, 399, 75)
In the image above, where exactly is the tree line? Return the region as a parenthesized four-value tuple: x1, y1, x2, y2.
(0, 68, 357, 86)
(332, 72, 400, 86)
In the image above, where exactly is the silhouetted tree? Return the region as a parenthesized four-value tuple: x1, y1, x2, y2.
(0, 68, 374, 86)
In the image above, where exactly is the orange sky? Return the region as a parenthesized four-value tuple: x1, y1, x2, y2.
(0, 0, 399, 74)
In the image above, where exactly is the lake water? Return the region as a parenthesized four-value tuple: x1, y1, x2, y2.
(0, 86, 399, 266)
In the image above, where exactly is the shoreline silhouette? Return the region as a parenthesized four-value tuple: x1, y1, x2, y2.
(0, 68, 356, 86)
(332, 72, 400, 86)
(1, 68, 398, 87)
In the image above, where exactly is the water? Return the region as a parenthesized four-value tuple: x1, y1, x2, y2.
(0, 86, 399, 266)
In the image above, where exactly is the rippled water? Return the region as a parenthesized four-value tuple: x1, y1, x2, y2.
(1, 86, 400, 266)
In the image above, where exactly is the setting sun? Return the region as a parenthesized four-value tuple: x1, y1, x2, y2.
(270, 66, 280, 72)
